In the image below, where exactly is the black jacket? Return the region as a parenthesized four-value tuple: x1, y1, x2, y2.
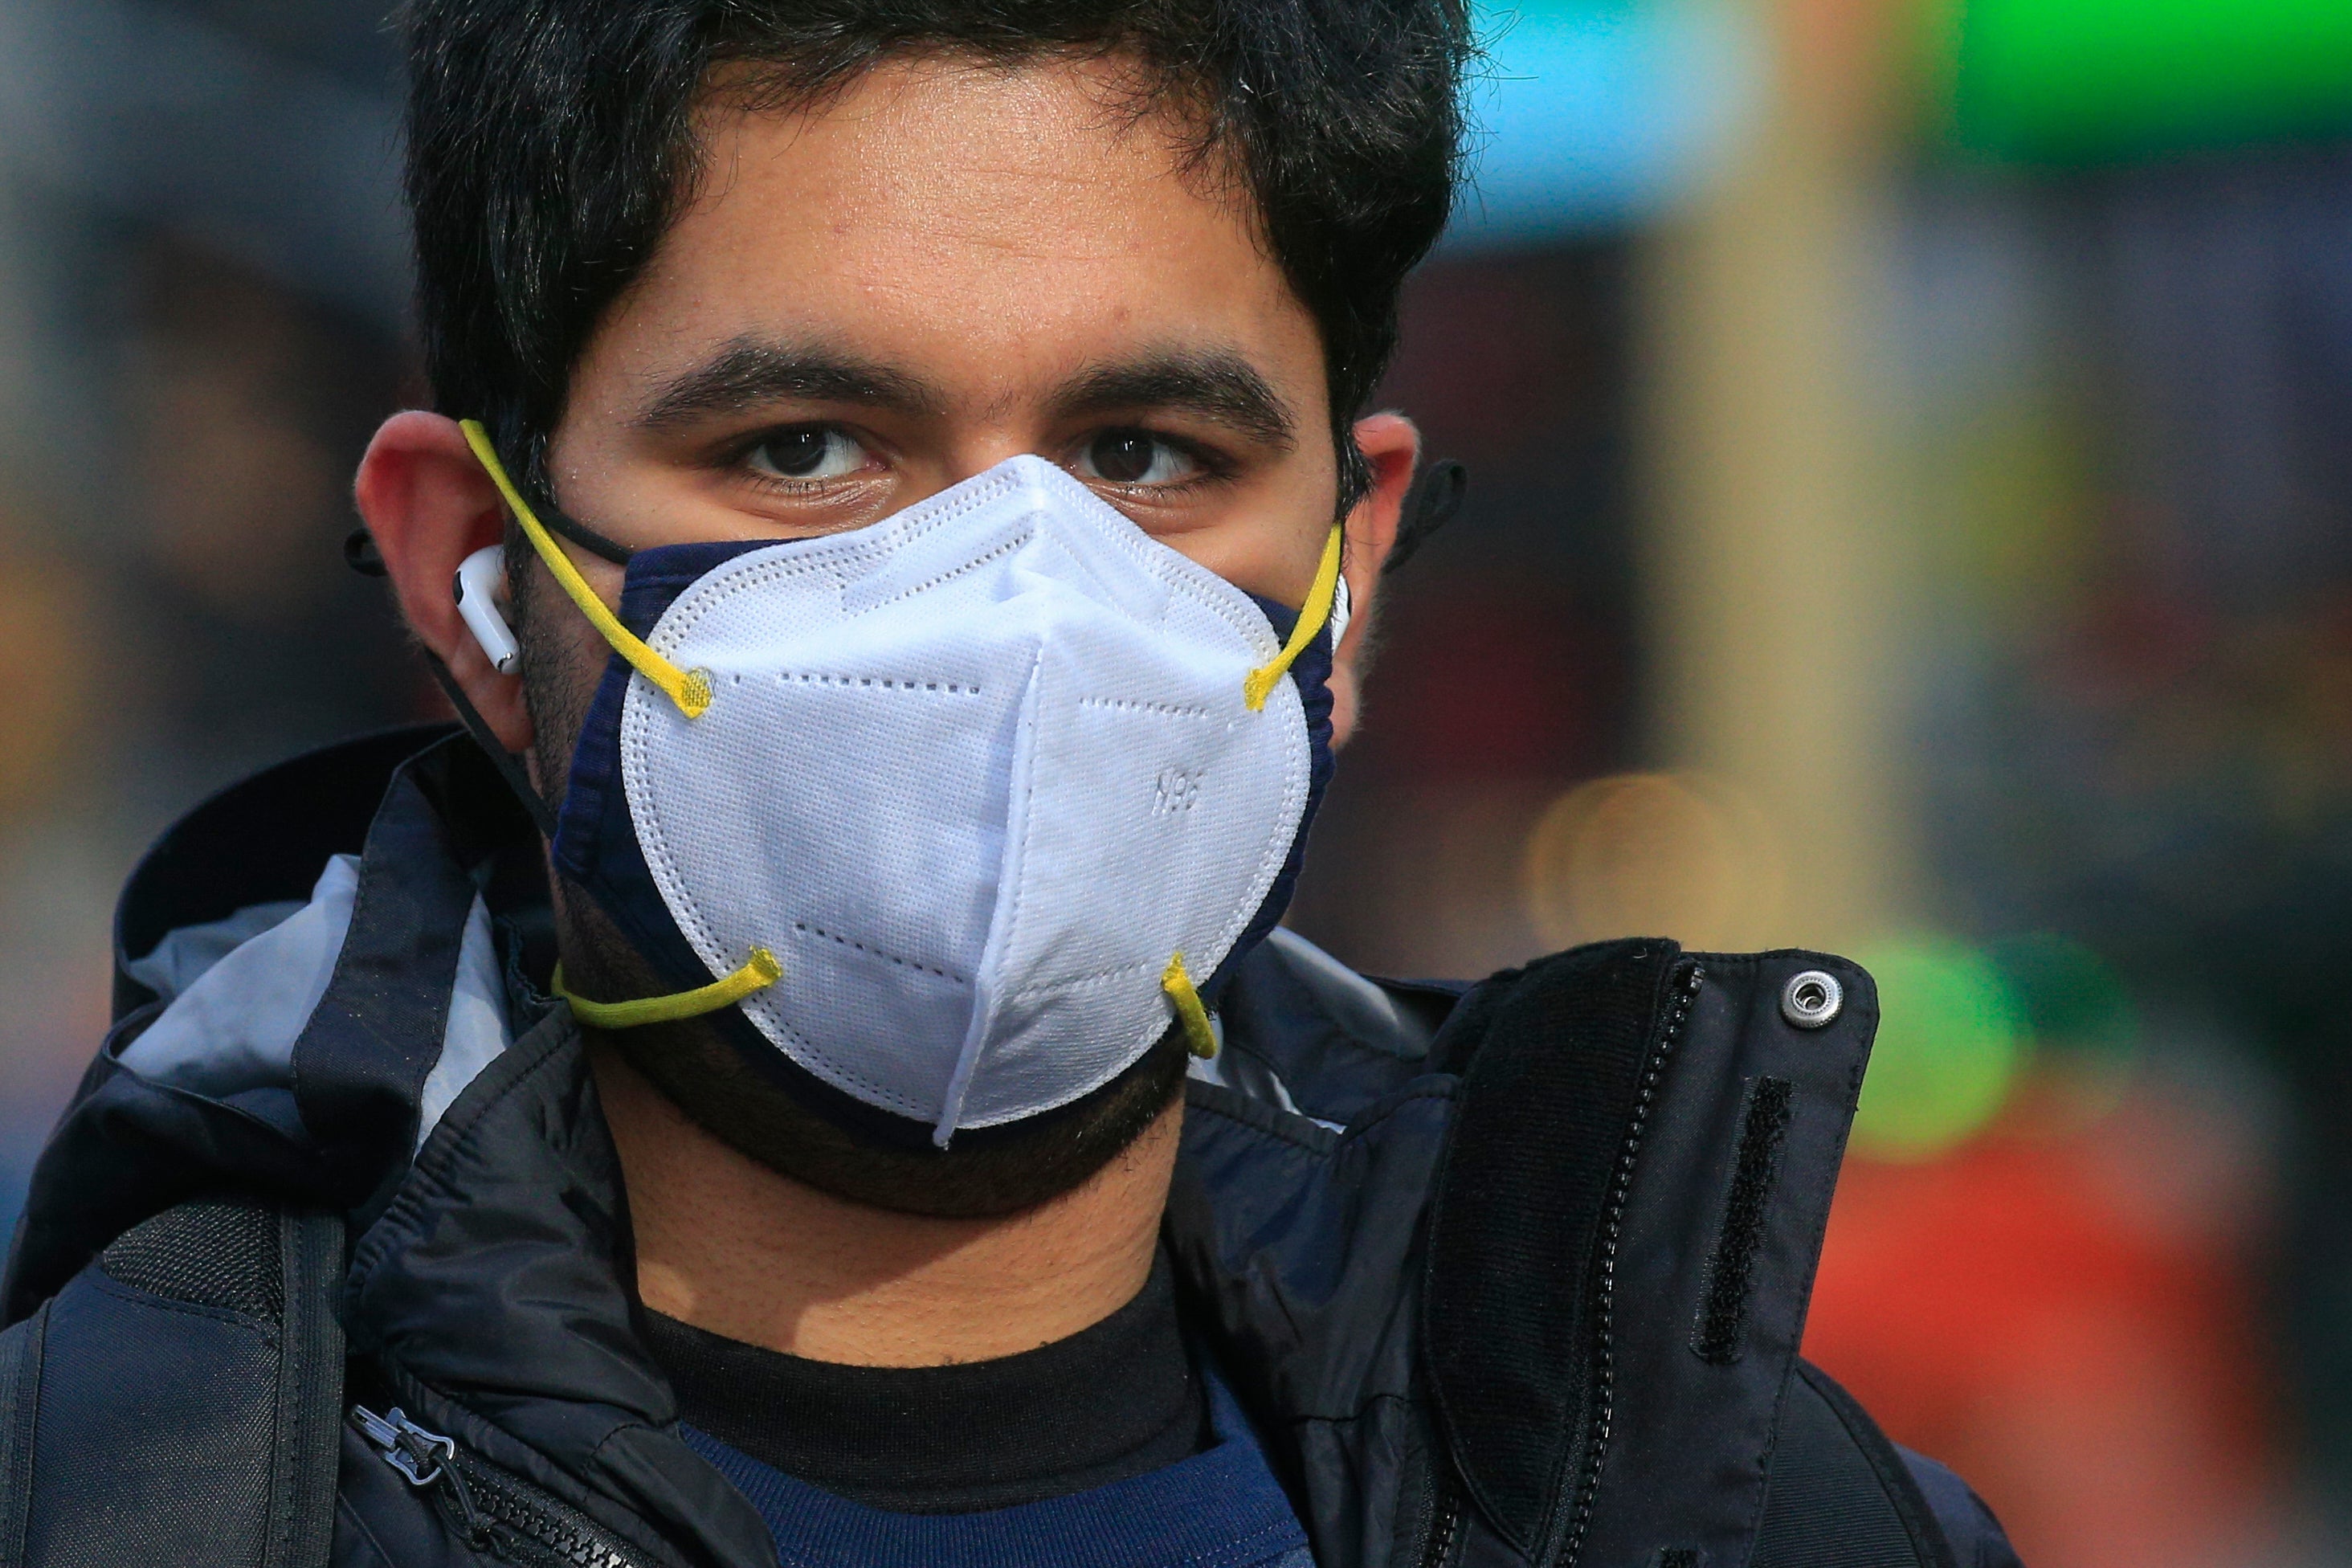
(0, 729, 2019, 1568)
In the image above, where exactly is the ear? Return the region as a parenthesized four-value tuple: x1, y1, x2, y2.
(1330, 412, 1419, 748)
(355, 410, 533, 752)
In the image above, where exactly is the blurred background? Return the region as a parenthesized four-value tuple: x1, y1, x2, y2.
(1, 0, 2349, 1561)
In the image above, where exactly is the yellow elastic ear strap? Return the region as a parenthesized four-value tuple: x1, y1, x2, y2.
(1161, 953, 1219, 1059)
(555, 947, 782, 1030)
(459, 419, 711, 719)
(1242, 524, 1345, 713)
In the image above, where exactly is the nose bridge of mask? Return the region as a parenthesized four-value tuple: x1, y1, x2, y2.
(836, 461, 1177, 632)
(1009, 469, 1182, 629)
(470, 421, 1342, 736)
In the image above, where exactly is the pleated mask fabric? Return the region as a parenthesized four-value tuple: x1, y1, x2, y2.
(582, 455, 1319, 1141)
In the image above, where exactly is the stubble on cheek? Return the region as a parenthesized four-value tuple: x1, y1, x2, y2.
(510, 551, 659, 992)
(511, 549, 608, 812)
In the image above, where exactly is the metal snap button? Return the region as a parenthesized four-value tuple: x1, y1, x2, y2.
(1781, 970, 1843, 1029)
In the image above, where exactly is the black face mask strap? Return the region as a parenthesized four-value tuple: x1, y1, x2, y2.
(537, 505, 635, 567)
(479, 426, 638, 566)
(345, 522, 563, 839)
(1384, 458, 1468, 578)
(418, 651, 562, 841)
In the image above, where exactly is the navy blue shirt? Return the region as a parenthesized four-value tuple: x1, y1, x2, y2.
(681, 1370, 1313, 1568)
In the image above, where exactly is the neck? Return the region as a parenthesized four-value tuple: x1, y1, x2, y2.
(590, 1042, 1178, 1367)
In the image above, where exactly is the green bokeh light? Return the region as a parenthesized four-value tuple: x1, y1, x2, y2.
(1984, 932, 2135, 1062)
(1941, 0, 2352, 161)
(1851, 939, 2028, 1162)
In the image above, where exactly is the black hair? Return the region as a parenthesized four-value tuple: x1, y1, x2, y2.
(402, 0, 1473, 513)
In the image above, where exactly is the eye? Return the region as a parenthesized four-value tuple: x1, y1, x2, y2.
(1076, 430, 1203, 488)
(745, 426, 872, 483)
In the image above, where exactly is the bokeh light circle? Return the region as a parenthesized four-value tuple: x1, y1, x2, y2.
(1521, 771, 1783, 950)
(1850, 938, 2029, 1162)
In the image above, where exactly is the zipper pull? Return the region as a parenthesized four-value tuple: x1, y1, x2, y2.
(351, 1404, 494, 1548)
(352, 1403, 456, 1486)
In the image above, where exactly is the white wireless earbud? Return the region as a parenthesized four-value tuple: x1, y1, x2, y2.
(453, 545, 521, 676)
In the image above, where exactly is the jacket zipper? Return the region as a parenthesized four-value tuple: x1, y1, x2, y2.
(1418, 960, 1705, 1568)
(1555, 960, 1704, 1568)
(351, 1404, 655, 1567)
(1421, 1479, 1466, 1568)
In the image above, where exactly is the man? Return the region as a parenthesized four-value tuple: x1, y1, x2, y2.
(0, 3, 2019, 1566)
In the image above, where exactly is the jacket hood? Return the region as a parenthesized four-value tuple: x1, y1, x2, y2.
(6, 729, 522, 1318)
(114, 847, 511, 1155)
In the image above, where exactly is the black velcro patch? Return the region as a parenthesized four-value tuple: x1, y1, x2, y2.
(1692, 1076, 1793, 1366)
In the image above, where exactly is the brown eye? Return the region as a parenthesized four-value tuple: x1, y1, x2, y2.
(747, 426, 868, 481)
(1077, 430, 1199, 487)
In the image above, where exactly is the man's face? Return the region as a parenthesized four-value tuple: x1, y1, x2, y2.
(354, 49, 1419, 1207)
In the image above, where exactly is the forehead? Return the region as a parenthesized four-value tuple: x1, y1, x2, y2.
(587, 53, 1323, 412)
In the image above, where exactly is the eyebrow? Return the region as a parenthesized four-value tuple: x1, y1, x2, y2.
(1048, 349, 1298, 452)
(634, 337, 1299, 451)
(634, 338, 946, 430)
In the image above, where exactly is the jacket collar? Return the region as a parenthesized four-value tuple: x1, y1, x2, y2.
(6, 729, 521, 1321)
(1180, 937, 1882, 1568)
(350, 1006, 778, 1566)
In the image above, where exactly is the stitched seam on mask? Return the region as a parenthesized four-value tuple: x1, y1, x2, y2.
(983, 645, 1051, 1015)
(1142, 550, 1272, 652)
(955, 1010, 1170, 1133)
(651, 553, 839, 646)
(619, 692, 935, 1121)
(1177, 579, 1271, 651)
(647, 463, 1272, 662)
(652, 469, 1031, 644)
(851, 533, 1031, 615)
(792, 922, 967, 984)
(1036, 471, 1272, 652)
(668, 468, 1027, 639)
(951, 459, 1269, 655)
(1007, 957, 1159, 1002)
(737, 978, 933, 1116)
(619, 710, 736, 995)
(843, 468, 1024, 578)
(757, 672, 982, 696)
(1077, 696, 1213, 719)
(667, 506, 1269, 674)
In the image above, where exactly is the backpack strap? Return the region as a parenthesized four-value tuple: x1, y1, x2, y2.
(1750, 1361, 1960, 1568)
(0, 1198, 345, 1568)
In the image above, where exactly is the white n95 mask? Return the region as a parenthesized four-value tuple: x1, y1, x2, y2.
(462, 425, 1341, 1146)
